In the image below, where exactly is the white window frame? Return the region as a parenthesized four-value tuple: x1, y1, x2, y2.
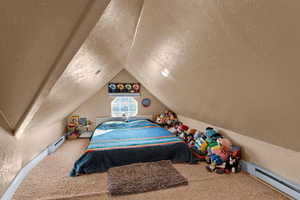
(111, 96, 138, 117)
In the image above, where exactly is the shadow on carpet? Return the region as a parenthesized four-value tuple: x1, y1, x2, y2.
(107, 160, 188, 196)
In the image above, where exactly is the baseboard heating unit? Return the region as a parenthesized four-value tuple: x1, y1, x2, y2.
(1, 135, 66, 200)
(48, 136, 65, 154)
(241, 161, 300, 199)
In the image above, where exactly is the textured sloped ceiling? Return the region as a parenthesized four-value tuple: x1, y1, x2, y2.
(126, 0, 300, 152)
(0, 0, 110, 130)
(0, 0, 144, 195)
(0, 0, 112, 195)
(25, 0, 144, 131)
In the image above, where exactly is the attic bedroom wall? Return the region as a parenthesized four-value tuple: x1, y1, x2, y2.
(72, 69, 167, 128)
(125, 0, 300, 184)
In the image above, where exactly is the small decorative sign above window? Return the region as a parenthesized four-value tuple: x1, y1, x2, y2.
(108, 82, 141, 96)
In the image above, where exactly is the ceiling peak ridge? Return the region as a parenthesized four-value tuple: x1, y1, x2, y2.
(125, 0, 145, 65)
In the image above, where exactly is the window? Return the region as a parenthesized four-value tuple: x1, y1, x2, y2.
(111, 97, 138, 117)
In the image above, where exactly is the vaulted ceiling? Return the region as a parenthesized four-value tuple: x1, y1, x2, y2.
(1, 0, 300, 152)
(125, 0, 300, 152)
(26, 0, 144, 132)
(0, 0, 111, 134)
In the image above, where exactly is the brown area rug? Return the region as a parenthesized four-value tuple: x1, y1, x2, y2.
(107, 160, 188, 196)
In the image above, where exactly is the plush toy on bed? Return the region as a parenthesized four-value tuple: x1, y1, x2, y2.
(168, 127, 177, 135)
(155, 115, 162, 124)
(159, 113, 166, 123)
(174, 121, 183, 129)
(166, 111, 179, 128)
(167, 121, 183, 135)
(155, 110, 179, 129)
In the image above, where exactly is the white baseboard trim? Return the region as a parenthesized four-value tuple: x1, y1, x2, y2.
(240, 160, 300, 199)
(1, 136, 65, 200)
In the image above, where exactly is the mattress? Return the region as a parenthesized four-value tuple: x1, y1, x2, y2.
(70, 119, 191, 176)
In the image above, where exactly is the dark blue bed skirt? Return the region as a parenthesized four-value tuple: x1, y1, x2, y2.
(70, 142, 191, 176)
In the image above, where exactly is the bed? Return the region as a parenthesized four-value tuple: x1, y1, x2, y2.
(70, 119, 191, 176)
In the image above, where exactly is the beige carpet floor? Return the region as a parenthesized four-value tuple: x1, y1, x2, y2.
(13, 139, 289, 200)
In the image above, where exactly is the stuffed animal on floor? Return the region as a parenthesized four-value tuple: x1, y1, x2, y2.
(205, 154, 227, 174)
(206, 139, 219, 155)
(205, 155, 226, 173)
(206, 144, 241, 174)
(193, 130, 203, 140)
(225, 145, 241, 173)
(188, 129, 197, 135)
(204, 127, 216, 138)
(178, 124, 189, 141)
(194, 137, 208, 153)
(211, 148, 229, 161)
(225, 155, 239, 173)
(186, 129, 197, 147)
(217, 138, 232, 152)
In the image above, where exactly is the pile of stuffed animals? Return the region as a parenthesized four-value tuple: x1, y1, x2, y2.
(154, 110, 181, 129)
(155, 111, 241, 174)
(197, 127, 241, 174)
